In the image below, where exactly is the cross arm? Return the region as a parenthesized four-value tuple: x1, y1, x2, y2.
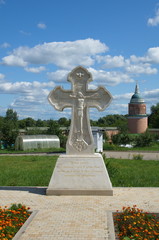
(48, 86, 72, 111)
(86, 87, 112, 111)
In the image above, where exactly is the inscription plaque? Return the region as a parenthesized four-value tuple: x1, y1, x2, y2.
(47, 154, 113, 195)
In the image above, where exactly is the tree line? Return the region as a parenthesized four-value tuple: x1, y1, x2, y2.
(0, 103, 159, 148)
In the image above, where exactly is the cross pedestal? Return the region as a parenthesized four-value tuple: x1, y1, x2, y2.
(46, 66, 113, 196)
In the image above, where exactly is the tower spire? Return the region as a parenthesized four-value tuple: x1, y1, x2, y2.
(135, 81, 139, 94)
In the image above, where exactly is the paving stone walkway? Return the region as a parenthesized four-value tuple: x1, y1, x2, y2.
(0, 187, 159, 240)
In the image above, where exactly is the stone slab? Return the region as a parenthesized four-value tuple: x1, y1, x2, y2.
(46, 153, 113, 196)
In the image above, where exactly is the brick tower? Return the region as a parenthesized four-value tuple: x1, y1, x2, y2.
(128, 83, 148, 133)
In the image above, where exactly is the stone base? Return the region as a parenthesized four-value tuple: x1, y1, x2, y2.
(46, 153, 113, 196)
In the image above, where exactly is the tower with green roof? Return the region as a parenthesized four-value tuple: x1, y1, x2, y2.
(128, 83, 148, 133)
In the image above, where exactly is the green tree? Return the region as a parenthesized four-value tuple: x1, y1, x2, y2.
(0, 116, 4, 129)
(47, 120, 67, 148)
(149, 103, 159, 128)
(18, 119, 27, 129)
(5, 108, 18, 122)
(97, 114, 127, 130)
(36, 119, 45, 127)
(58, 118, 70, 127)
(1, 121, 18, 148)
(115, 118, 128, 133)
(25, 117, 36, 127)
(90, 119, 98, 126)
(47, 120, 60, 135)
(18, 117, 36, 128)
(1, 109, 19, 148)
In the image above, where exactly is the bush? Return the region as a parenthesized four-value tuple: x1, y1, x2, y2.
(112, 134, 122, 145)
(132, 154, 143, 160)
(103, 142, 117, 151)
(112, 133, 131, 145)
(134, 132, 154, 147)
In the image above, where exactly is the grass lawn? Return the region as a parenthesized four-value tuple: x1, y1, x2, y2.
(0, 147, 65, 154)
(0, 155, 159, 187)
(0, 156, 58, 186)
(104, 158, 159, 187)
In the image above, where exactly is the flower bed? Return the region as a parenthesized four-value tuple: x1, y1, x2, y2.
(114, 206, 159, 240)
(0, 204, 31, 240)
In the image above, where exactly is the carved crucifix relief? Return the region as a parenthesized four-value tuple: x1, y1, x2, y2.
(48, 66, 112, 155)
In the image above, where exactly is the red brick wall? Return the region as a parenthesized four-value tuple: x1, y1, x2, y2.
(105, 130, 120, 142)
(128, 117, 148, 133)
(129, 103, 146, 115)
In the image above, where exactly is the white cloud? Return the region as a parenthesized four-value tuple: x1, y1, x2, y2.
(2, 54, 27, 67)
(143, 89, 159, 113)
(47, 69, 69, 82)
(37, 23, 47, 29)
(125, 63, 157, 74)
(146, 47, 159, 63)
(88, 68, 134, 86)
(0, 80, 55, 94)
(134, 46, 159, 70)
(96, 54, 157, 75)
(0, 77, 56, 119)
(143, 88, 159, 99)
(148, 8, 159, 26)
(0, 42, 10, 48)
(97, 55, 125, 68)
(113, 93, 133, 101)
(129, 55, 149, 63)
(11, 95, 46, 107)
(9, 86, 52, 119)
(25, 66, 46, 73)
(1, 39, 108, 68)
(114, 103, 128, 109)
(109, 103, 128, 113)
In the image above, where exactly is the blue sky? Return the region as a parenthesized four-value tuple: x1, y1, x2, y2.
(0, 0, 159, 120)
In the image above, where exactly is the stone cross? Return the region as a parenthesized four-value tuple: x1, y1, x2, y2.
(48, 66, 112, 155)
